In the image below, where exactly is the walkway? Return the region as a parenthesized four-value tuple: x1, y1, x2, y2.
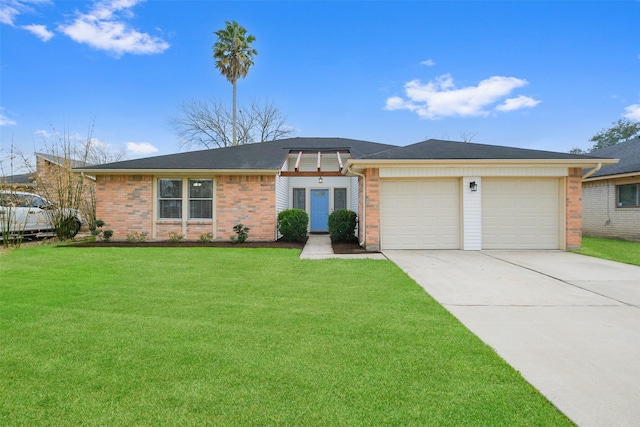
(299, 234, 385, 260)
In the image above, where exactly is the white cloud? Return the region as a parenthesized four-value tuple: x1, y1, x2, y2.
(0, 111, 17, 126)
(623, 104, 640, 121)
(21, 23, 53, 41)
(58, 0, 170, 56)
(496, 95, 541, 112)
(0, 0, 52, 26)
(421, 59, 435, 66)
(0, 3, 20, 25)
(385, 73, 541, 119)
(126, 142, 158, 155)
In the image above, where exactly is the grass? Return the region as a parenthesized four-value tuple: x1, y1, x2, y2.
(0, 245, 572, 426)
(573, 236, 640, 266)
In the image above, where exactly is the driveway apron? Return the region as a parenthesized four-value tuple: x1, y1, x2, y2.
(383, 250, 640, 427)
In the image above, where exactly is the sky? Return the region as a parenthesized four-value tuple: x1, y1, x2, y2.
(1, 0, 639, 172)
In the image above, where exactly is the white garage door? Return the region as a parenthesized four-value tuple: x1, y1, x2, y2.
(482, 178, 560, 249)
(380, 180, 460, 250)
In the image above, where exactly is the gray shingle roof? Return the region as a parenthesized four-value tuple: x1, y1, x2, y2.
(362, 139, 609, 161)
(36, 152, 92, 168)
(78, 137, 611, 173)
(80, 138, 398, 171)
(0, 173, 35, 184)
(585, 138, 640, 178)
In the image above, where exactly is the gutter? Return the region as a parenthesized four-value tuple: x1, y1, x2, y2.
(582, 163, 602, 180)
(346, 163, 366, 248)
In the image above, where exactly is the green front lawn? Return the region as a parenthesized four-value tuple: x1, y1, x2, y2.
(574, 237, 640, 266)
(0, 246, 571, 426)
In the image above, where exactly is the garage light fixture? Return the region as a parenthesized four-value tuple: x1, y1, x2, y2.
(469, 181, 478, 192)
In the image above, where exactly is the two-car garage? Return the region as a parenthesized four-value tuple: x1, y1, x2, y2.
(379, 177, 563, 250)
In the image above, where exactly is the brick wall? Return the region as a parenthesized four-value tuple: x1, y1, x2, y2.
(565, 168, 583, 249)
(216, 175, 276, 241)
(362, 168, 380, 251)
(583, 179, 640, 241)
(35, 157, 95, 224)
(96, 175, 153, 239)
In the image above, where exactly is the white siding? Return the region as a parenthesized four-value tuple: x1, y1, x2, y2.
(349, 176, 359, 212)
(463, 177, 482, 250)
(380, 166, 568, 178)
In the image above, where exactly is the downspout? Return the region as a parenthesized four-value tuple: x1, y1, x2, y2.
(582, 163, 602, 180)
(347, 164, 366, 247)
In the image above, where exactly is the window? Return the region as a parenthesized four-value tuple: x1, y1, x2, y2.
(334, 188, 347, 210)
(617, 183, 640, 207)
(189, 179, 213, 219)
(293, 188, 305, 210)
(158, 179, 182, 219)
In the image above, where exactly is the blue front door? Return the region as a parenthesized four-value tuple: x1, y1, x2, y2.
(310, 189, 329, 232)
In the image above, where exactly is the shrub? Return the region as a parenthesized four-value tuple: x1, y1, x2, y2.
(102, 230, 113, 242)
(328, 209, 358, 242)
(125, 231, 147, 243)
(198, 232, 213, 243)
(56, 216, 81, 240)
(90, 219, 108, 241)
(230, 223, 250, 244)
(278, 209, 308, 242)
(167, 232, 183, 243)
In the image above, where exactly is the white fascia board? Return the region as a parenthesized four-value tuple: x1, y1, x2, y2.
(345, 158, 618, 173)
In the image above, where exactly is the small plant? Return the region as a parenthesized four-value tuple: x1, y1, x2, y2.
(89, 219, 112, 242)
(328, 209, 358, 243)
(125, 231, 147, 243)
(167, 231, 184, 243)
(198, 232, 213, 243)
(102, 230, 113, 243)
(277, 209, 309, 242)
(230, 223, 250, 244)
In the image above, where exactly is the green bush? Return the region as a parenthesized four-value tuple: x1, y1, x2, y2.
(230, 223, 250, 244)
(277, 209, 308, 242)
(328, 209, 358, 242)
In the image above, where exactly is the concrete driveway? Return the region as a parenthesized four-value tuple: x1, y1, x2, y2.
(383, 250, 640, 427)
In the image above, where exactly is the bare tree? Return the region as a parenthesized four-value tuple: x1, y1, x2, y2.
(459, 131, 478, 142)
(172, 98, 294, 150)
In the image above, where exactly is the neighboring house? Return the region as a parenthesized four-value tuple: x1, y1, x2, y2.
(77, 137, 614, 250)
(0, 173, 36, 190)
(34, 152, 95, 220)
(582, 137, 640, 241)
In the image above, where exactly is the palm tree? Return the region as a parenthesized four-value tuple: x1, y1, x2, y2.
(212, 21, 258, 146)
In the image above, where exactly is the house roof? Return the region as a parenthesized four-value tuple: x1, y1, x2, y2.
(583, 138, 640, 179)
(76, 137, 615, 175)
(77, 138, 397, 173)
(361, 139, 608, 161)
(0, 173, 35, 185)
(36, 152, 93, 169)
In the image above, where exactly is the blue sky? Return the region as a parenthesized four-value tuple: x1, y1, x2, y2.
(1, 0, 639, 169)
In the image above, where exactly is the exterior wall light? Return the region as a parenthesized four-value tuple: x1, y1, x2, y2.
(469, 181, 478, 191)
(318, 177, 323, 184)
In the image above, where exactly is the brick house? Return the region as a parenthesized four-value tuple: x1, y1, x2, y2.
(582, 138, 640, 241)
(77, 137, 614, 250)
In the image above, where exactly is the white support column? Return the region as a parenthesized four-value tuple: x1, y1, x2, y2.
(463, 177, 482, 250)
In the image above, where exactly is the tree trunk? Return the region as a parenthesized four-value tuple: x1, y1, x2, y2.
(232, 80, 237, 145)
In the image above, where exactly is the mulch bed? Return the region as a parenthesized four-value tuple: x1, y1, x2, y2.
(62, 237, 372, 254)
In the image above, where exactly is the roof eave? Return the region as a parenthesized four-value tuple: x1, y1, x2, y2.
(345, 158, 618, 173)
(583, 170, 640, 182)
(74, 168, 280, 176)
